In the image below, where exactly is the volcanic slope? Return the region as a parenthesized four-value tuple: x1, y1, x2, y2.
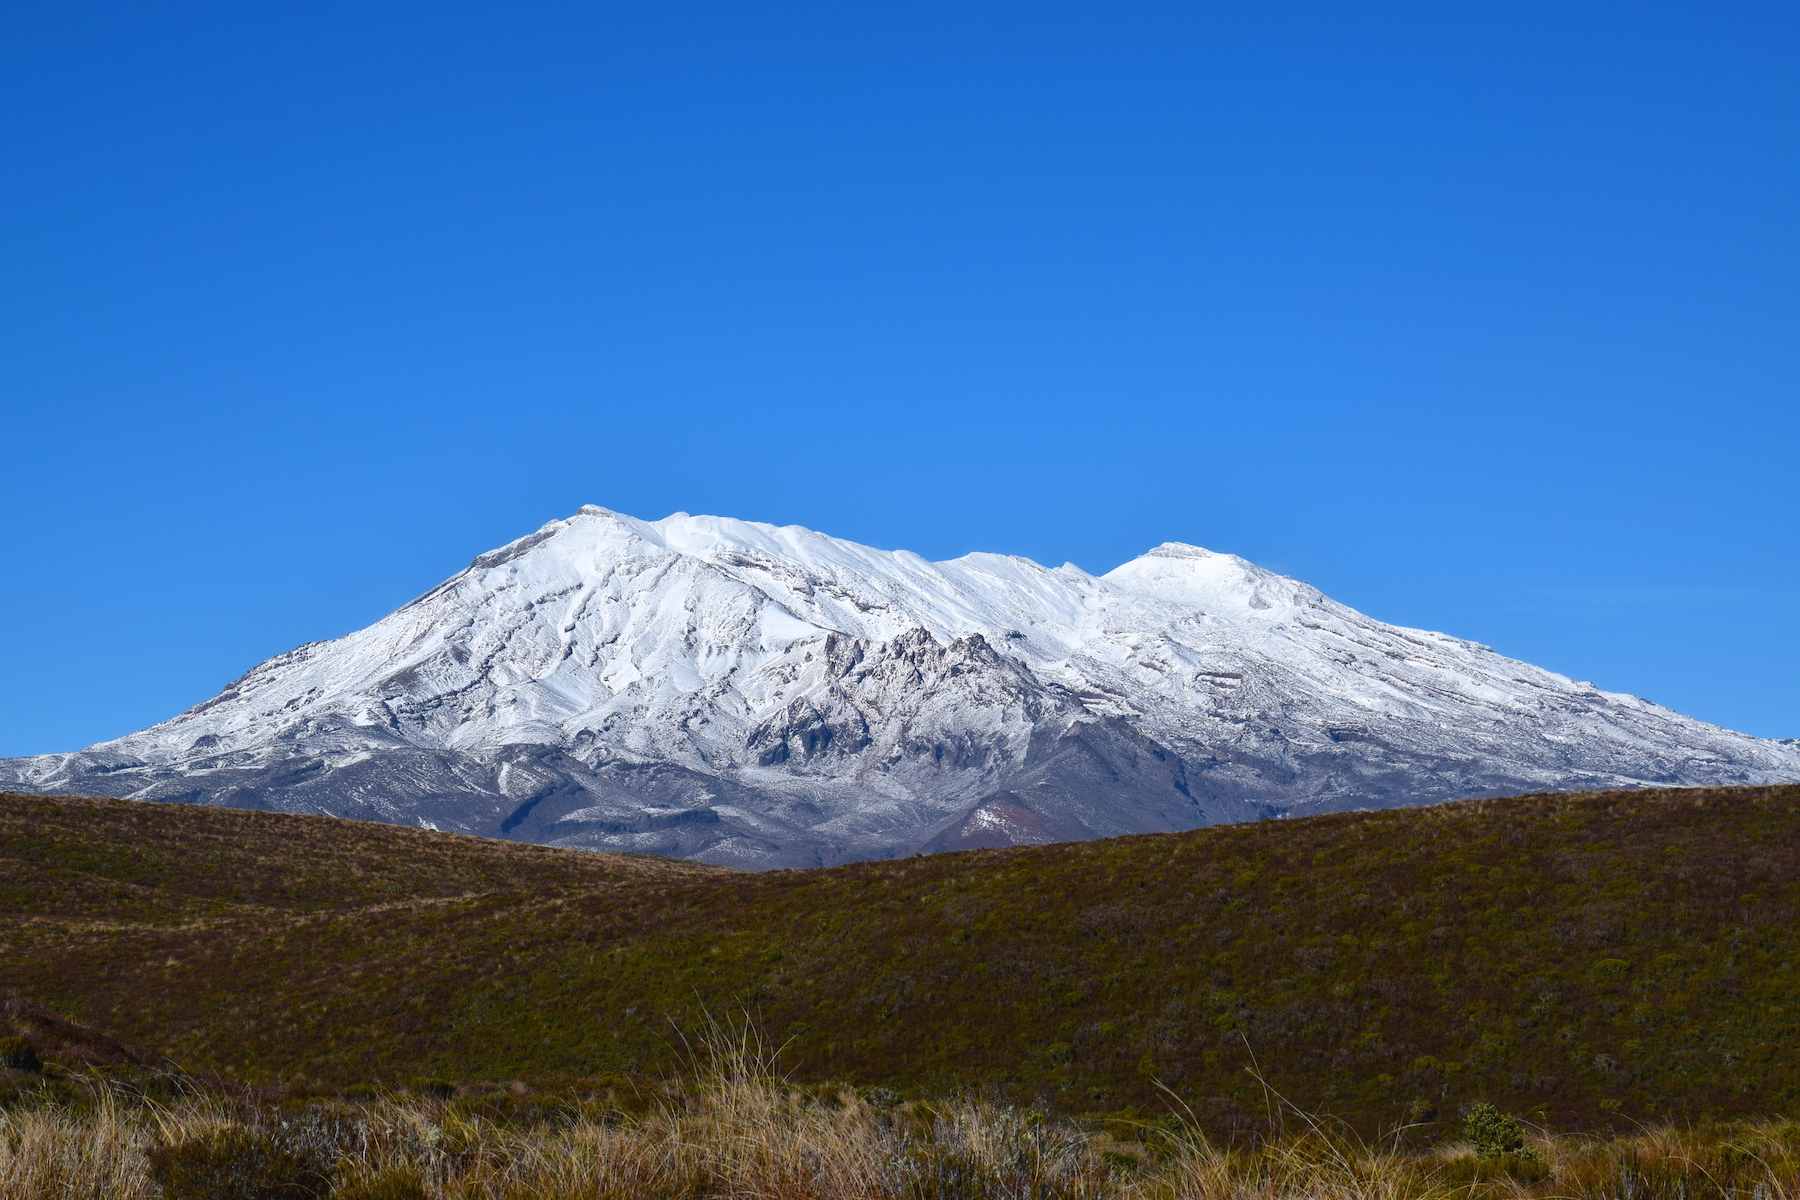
(3, 507, 1795, 867)
(5, 785, 1800, 1136)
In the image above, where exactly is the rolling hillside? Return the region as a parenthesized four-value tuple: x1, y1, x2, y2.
(3, 785, 1797, 1137)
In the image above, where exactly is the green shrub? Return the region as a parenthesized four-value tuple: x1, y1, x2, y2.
(1462, 1101, 1541, 1162)
(146, 1126, 330, 1200)
(331, 1168, 428, 1200)
(0, 1036, 39, 1071)
(343, 1083, 378, 1101)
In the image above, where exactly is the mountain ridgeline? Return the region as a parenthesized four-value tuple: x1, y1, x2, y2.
(2, 508, 1794, 867)
(3, 785, 1798, 1134)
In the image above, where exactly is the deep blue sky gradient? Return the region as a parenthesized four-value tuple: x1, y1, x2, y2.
(3, 0, 1796, 755)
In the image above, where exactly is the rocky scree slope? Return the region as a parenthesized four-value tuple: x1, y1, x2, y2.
(3, 507, 1794, 867)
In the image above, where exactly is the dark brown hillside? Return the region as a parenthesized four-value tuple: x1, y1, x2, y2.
(0, 790, 724, 923)
(4, 785, 1799, 1139)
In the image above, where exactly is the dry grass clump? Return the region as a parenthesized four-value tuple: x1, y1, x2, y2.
(432, 1028, 1109, 1199)
(0, 1035, 1111, 1200)
(1543, 1119, 1800, 1200)
(0, 1093, 152, 1200)
(5, 1051, 1800, 1200)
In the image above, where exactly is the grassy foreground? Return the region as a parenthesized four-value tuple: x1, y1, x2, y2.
(4, 785, 1800, 1136)
(4, 1036, 1800, 1200)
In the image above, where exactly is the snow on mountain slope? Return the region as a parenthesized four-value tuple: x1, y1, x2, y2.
(4, 506, 1794, 867)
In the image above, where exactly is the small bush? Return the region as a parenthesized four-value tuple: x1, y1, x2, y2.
(1463, 1100, 1541, 1162)
(0, 1035, 40, 1071)
(146, 1126, 331, 1200)
(407, 1077, 456, 1099)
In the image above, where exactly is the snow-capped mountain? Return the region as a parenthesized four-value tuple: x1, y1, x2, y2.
(5, 506, 1795, 867)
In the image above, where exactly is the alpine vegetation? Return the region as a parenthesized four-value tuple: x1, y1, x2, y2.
(6, 1045, 1800, 1200)
(4, 507, 1795, 867)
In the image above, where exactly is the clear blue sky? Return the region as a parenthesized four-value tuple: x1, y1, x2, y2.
(2, 0, 1796, 757)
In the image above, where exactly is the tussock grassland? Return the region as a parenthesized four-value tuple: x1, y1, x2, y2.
(5, 786, 1800, 1134)
(2, 1037, 1799, 1200)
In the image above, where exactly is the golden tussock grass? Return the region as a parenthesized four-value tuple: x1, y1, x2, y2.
(4, 1032, 1800, 1200)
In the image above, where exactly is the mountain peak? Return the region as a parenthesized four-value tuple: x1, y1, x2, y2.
(1142, 541, 1225, 559)
(5, 506, 1796, 868)
(1101, 541, 1311, 614)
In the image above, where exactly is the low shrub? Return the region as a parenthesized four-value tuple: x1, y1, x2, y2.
(145, 1126, 331, 1200)
(1462, 1100, 1540, 1161)
(0, 1036, 40, 1071)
